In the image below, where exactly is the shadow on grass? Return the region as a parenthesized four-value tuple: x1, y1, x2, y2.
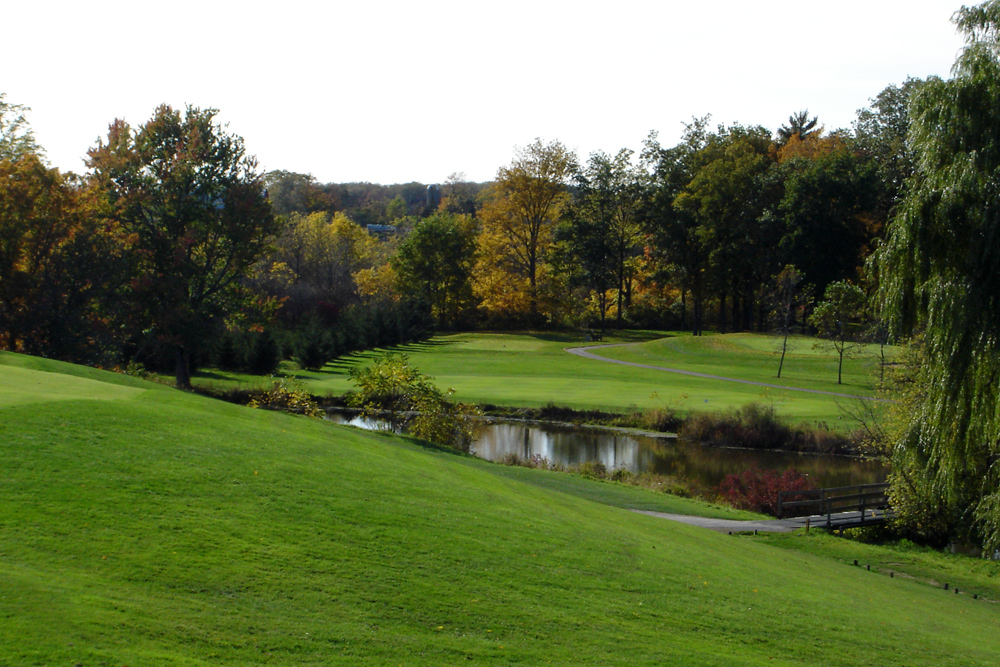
(395, 338, 456, 351)
(603, 329, 677, 344)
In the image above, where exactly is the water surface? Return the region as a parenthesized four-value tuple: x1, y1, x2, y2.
(326, 411, 886, 489)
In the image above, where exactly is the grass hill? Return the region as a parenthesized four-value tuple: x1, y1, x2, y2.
(2, 351, 996, 666)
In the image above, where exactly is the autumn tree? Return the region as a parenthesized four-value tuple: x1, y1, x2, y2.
(438, 171, 484, 217)
(87, 104, 280, 388)
(272, 211, 375, 315)
(263, 170, 337, 216)
(0, 155, 118, 358)
(477, 139, 577, 323)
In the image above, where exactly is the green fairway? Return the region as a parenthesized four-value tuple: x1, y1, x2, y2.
(594, 333, 889, 395)
(2, 351, 996, 666)
(198, 331, 892, 427)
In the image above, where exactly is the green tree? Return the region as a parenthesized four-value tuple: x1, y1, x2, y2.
(878, 0, 1000, 550)
(564, 149, 646, 329)
(777, 146, 879, 296)
(768, 265, 812, 379)
(674, 124, 780, 332)
(385, 195, 408, 222)
(391, 212, 477, 328)
(263, 170, 336, 216)
(853, 78, 925, 220)
(776, 110, 820, 145)
(641, 120, 712, 335)
(439, 171, 484, 217)
(0, 93, 42, 161)
(87, 104, 281, 388)
(808, 280, 867, 385)
(558, 195, 616, 334)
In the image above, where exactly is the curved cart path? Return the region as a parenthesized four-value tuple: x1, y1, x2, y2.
(630, 509, 885, 533)
(565, 343, 879, 401)
(630, 510, 802, 533)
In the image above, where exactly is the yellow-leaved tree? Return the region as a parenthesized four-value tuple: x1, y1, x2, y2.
(475, 139, 577, 325)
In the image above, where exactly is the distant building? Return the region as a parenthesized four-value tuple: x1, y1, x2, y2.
(426, 184, 441, 210)
(366, 224, 397, 237)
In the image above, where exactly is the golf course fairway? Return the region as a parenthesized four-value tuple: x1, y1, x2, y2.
(3, 351, 996, 666)
(215, 331, 892, 427)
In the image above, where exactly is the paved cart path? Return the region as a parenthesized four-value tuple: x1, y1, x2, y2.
(565, 343, 879, 401)
(631, 509, 888, 533)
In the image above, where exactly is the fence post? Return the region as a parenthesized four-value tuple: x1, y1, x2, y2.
(860, 485, 866, 525)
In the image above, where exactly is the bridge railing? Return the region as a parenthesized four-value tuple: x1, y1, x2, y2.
(777, 483, 890, 527)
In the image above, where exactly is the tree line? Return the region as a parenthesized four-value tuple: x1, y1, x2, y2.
(0, 80, 911, 387)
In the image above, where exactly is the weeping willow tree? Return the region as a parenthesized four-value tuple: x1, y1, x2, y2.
(879, 1, 1000, 550)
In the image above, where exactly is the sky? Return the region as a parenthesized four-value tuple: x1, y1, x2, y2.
(5, 0, 968, 185)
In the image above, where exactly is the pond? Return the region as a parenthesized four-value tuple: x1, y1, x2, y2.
(325, 411, 887, 490)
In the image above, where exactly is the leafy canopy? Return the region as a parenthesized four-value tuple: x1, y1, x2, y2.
(878, 0, 1000, 550)
(87, 104, 280, 388)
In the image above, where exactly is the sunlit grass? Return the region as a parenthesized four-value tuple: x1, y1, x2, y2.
(187, 331, 892, 427)
(1, 351, 996, 666)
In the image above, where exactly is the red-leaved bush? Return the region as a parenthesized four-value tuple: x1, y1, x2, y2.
(716, 467, 815, 516)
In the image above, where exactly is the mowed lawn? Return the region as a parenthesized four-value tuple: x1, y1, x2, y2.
(202, 331, 893, 427)
(2, 351, 997, 666)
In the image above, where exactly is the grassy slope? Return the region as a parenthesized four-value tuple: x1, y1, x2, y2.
(6, 352, 996, 666)
(199, 331, 890, 426)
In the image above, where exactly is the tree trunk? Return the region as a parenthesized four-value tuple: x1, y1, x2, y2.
(719, 292, 727, 333)
(175, 346, 192, 389)
(777, 331, 789, 378)
(836, 341, 845, 385)
(680, 288, 688, 331)
(616, 274, 624, 329)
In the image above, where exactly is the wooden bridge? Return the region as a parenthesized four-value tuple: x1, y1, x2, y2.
(777, 483, 892, 530)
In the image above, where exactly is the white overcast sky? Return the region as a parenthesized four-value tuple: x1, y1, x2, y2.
(5, 1, 967, 185)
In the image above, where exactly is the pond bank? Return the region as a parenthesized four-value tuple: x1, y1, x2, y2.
(325, 408, 887, 491)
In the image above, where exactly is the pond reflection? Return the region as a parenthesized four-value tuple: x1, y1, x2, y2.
(326, 411, 886, 489)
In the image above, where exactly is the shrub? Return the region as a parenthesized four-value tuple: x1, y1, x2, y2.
(214, 332, 243, 371)
(716, 467, 815, 516)
(294, 318, 336, 371)
(638, 407, 685, 433)
(498, 453, 561, 470)
(247, 377, 320, 417)
(577, 460, 608, 479)
(680, 402, 857, 455)
(610, 467, 634, 483)
(246, 330, 283, 375)
(349, 352, 480, 452)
